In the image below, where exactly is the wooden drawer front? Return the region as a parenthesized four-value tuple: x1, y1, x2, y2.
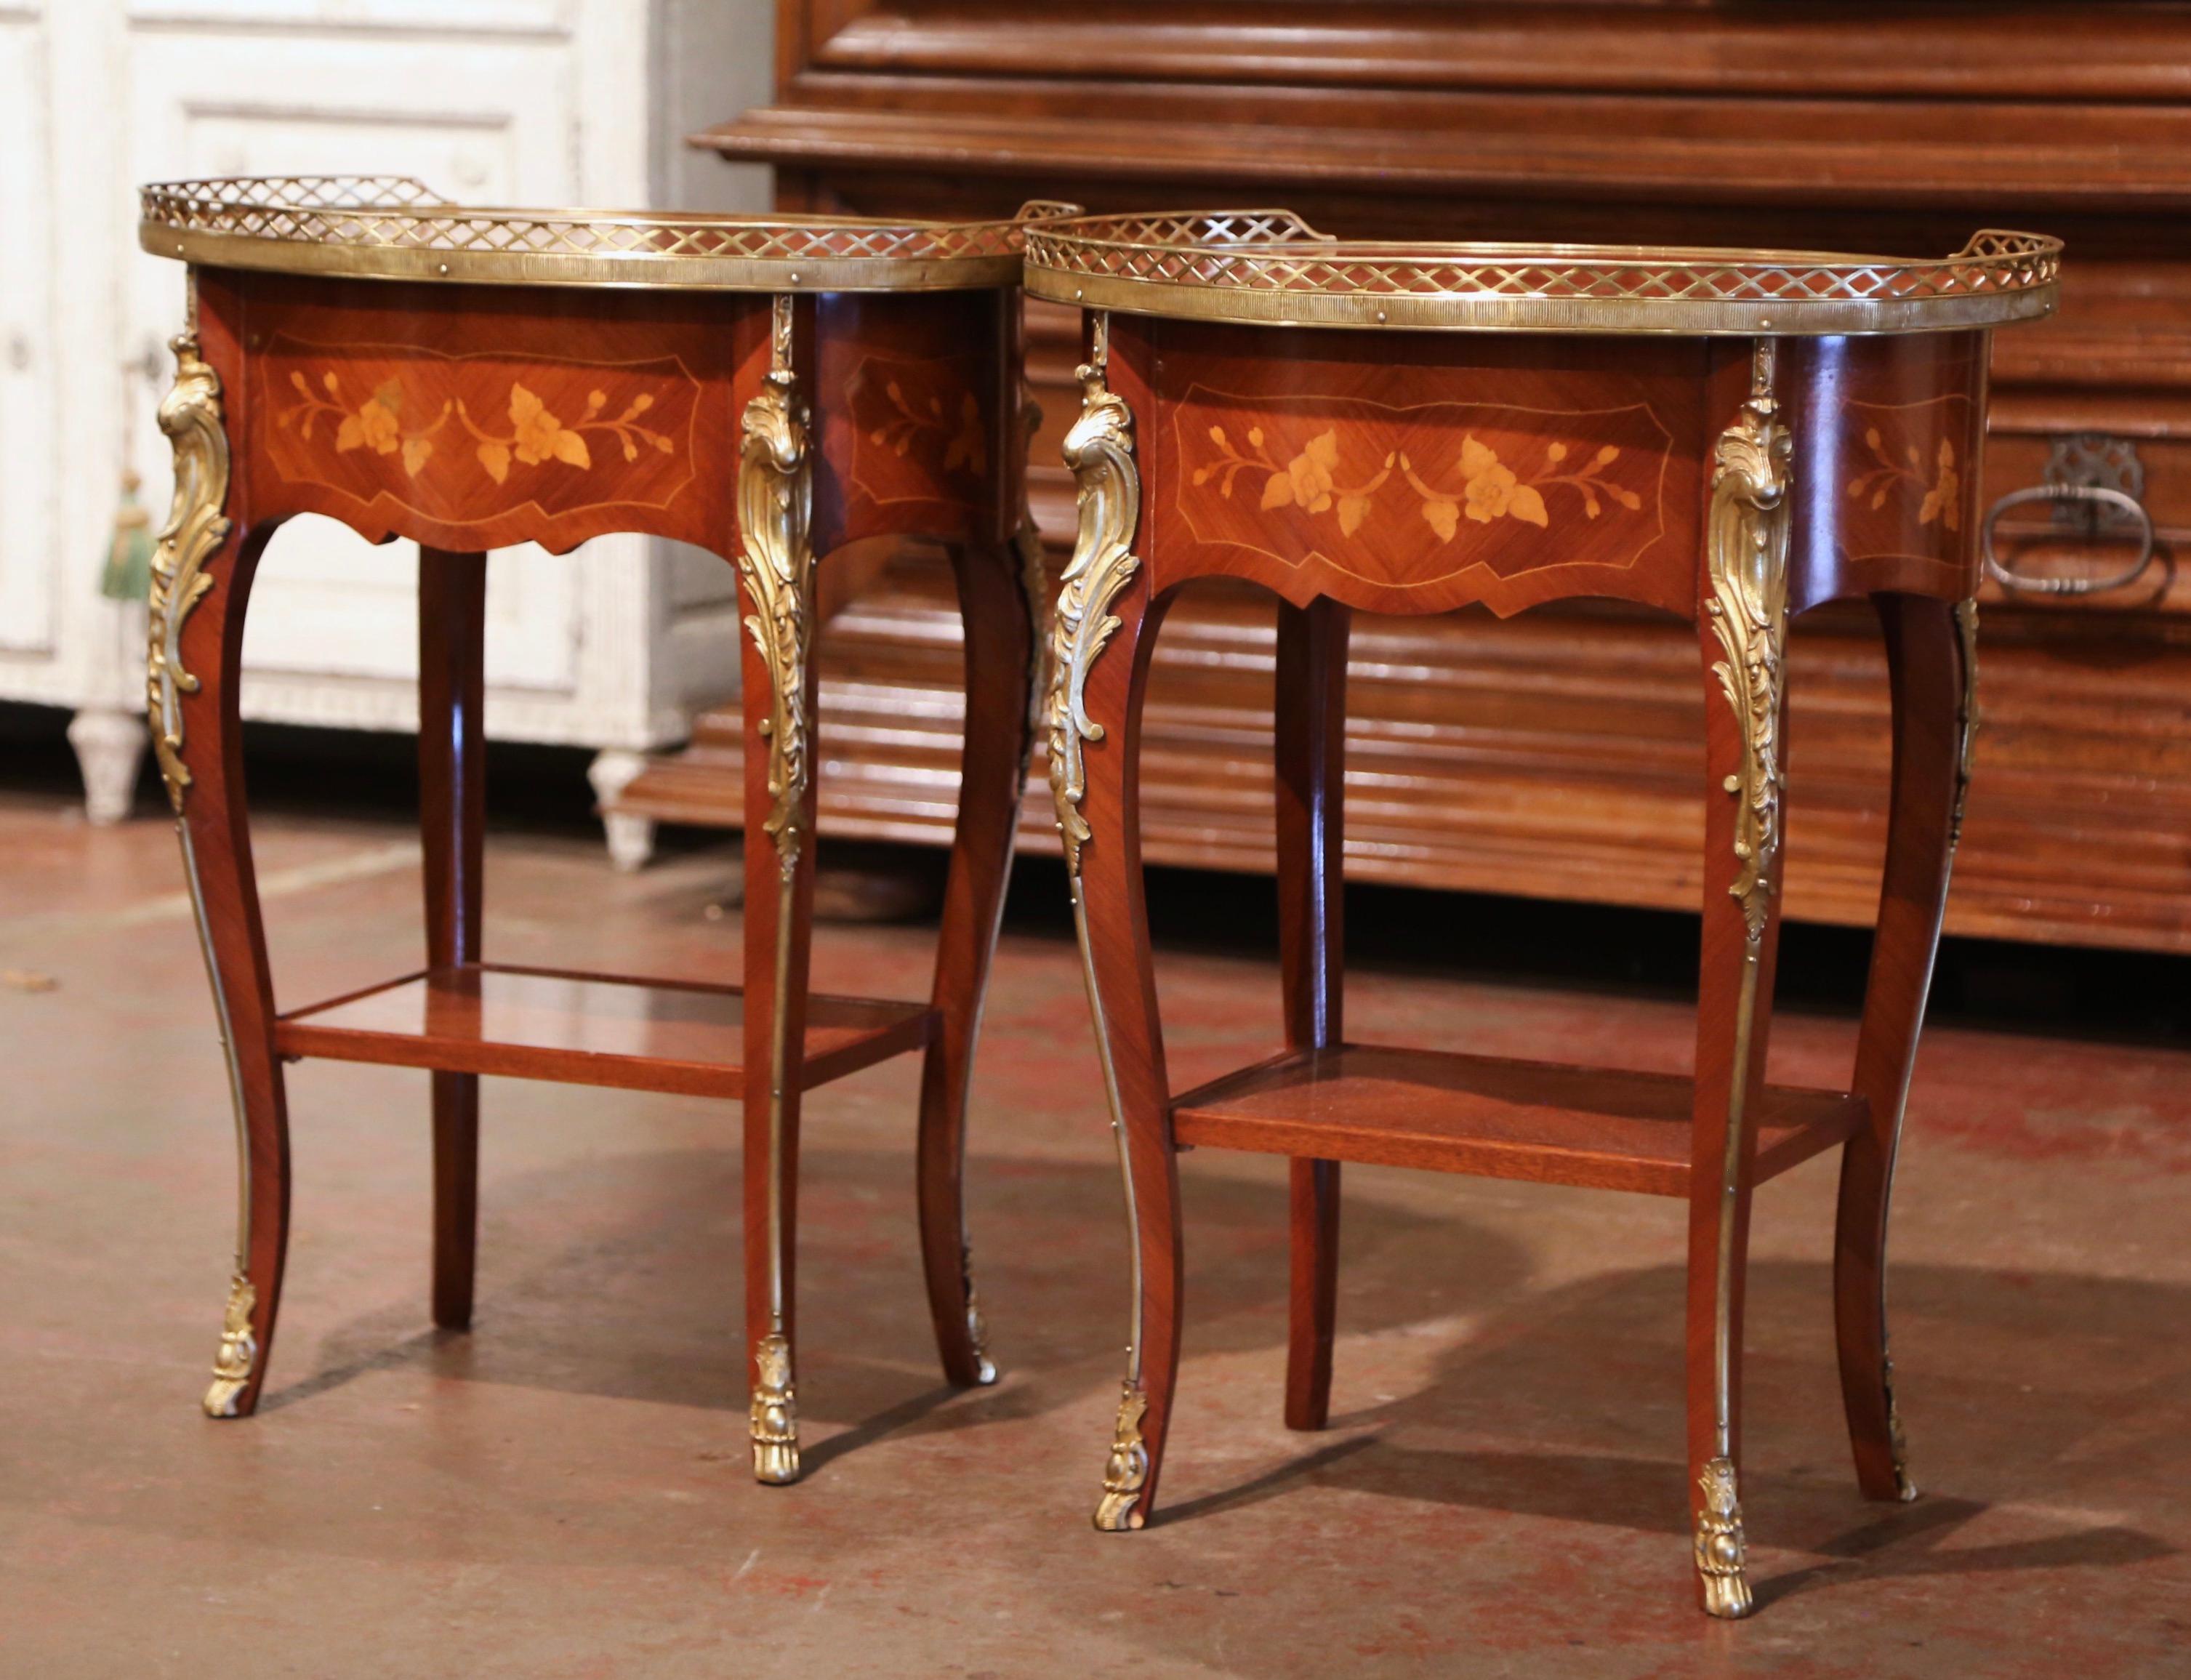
(231, 273, 762, 559)
(1134, 319, 1706, 619)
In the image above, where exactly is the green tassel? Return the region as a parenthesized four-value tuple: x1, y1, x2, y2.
(100, 469, 154, 603)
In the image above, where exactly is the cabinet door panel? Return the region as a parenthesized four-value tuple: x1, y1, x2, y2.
(0, 10, 56, 656)
(126, 28, 584, 705)
(126, 1, 566, 30)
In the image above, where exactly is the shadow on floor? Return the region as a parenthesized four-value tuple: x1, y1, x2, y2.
(260, 1138, 2184, 1614)
(1155, 1243, 2187, 1606)
(271, 1143, 1535, 1425)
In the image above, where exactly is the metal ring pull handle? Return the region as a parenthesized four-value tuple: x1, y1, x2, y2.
(1982, 483, 2155, 596)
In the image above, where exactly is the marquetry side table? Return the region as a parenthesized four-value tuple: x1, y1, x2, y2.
(141, 177, 1057, 1483)
(1024, 213, 2059, 1615)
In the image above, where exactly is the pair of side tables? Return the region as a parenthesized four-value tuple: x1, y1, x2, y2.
(138, 178, 2058, 1618)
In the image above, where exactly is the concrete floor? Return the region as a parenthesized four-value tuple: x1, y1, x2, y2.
(4, 785, 2190, 1677)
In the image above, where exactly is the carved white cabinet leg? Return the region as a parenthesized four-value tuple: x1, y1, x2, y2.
(587, 748, 658, 872)
(68, 707, 148, 825)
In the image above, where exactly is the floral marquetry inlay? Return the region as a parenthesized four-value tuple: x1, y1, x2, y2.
(1836, 395, 1976, 571)
(842, 353, 992, 513)
(256, 334, 699, 525)
(1199, 423, 1644, 542)
(1170, 387, 1674, 596)
(1848, 427, 1961, 531)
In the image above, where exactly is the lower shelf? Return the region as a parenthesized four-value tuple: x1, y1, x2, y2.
(1169, 1043, 1867, 1197)
(275, 962, 936, 1098)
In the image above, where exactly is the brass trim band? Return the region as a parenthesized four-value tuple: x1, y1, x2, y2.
(145, 180, 2059, 328)
(1024, 217, 2060, 336)
(1025, 270, 2054, 337)
(142, 177, 1032, 293)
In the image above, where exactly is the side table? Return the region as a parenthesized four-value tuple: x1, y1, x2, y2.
(140, 177, 1053, 1483)
(1024, 212, 2059, 1613)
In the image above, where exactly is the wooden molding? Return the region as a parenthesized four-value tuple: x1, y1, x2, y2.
(632, 0, 2191, 952)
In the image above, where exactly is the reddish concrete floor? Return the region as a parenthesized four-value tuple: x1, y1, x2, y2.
(3, 787, 2189, 1677)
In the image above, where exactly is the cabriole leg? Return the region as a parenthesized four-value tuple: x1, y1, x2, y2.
(1274, 598, 1348, 1433)
(737, 295, 817, 1484)
(1050, 324, 1181, 1532)
(1686, 339, 1792, 1617)
(1834, 592, 1968, 1503)
(1066, 582, 1175, 1534)
(149, 322, 292, 1420)
(915, 532, 1040, 1388)
(419, 547, 488, 1331)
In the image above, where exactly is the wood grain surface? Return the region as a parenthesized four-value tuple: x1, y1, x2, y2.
(665, 0, 2191, 953)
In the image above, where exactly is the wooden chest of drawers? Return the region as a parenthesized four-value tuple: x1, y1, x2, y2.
(619, 0, 2191, 952)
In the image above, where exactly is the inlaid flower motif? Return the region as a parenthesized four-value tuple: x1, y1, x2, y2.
(1199, 425, 1388, 535)
(1404, 435, 1624, 540)
(1919, 438, 1961, 529)
(281, 371, 449, 478)
(342, 386, 403, 457)
(944, 395, 986, 475)
(1270, 432, 1389, 534)
(510, 385, 590, 470)
(1460, 435, 1545, 527)
(275, 361, 680, 491)
(460, 385, 673, 484)
(1196, 424, 1267, 497)
(1275, 430, 1339, 513)
(869, 379, 987, 477)
(1334, 486, 1378, 537)
(1195, 419, 1639, 547)
(1194, 424, 1269, 496)
(1849, 428, 1961, 531)
(1535, 441, 1641, 520)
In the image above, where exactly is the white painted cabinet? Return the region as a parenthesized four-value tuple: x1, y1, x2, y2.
(0, 4, 62, 684)
(1, 0, 771, 861)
